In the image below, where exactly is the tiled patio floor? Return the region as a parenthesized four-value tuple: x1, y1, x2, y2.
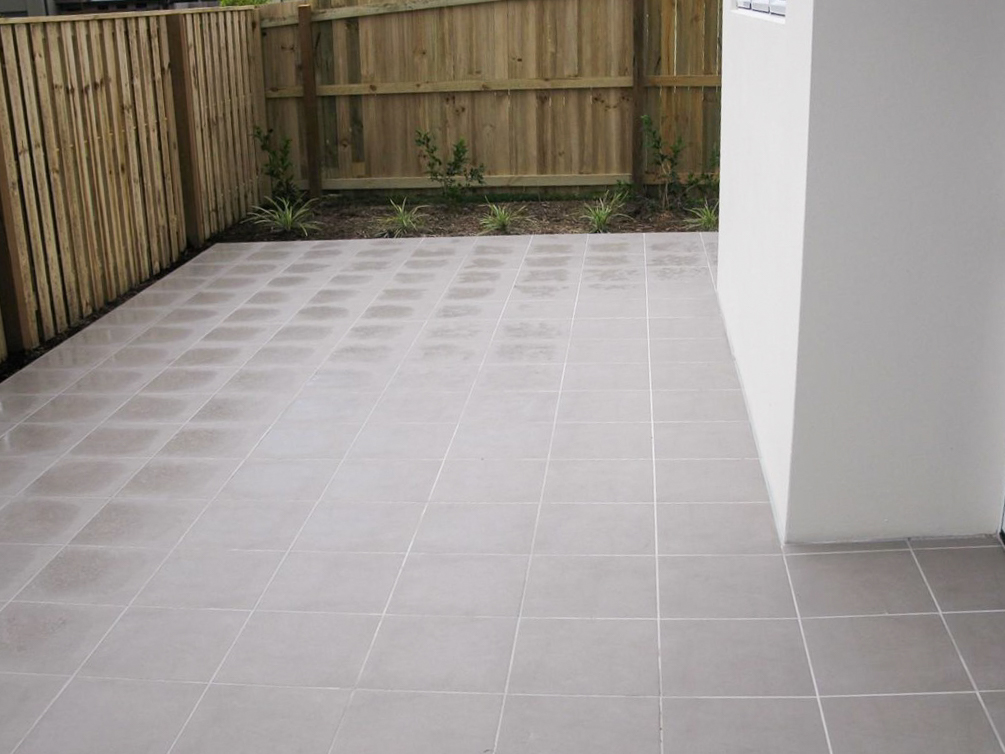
(1, 233, 1005, 753)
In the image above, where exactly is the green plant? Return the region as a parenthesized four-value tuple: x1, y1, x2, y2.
(414, 130, 485, 203)
(479, 202, 524, 235)
(581, 191, 629, 233)
(249, 196, 319, 237)
(253, 126, 299, 203)
(378, 199, 426, 238)
(641, 114, 686, 209)
(220, 0, 267, 6)
(684, 200, 719, 231)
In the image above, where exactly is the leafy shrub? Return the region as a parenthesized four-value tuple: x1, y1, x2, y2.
(378, 199, 426, 238)
(641, 114, 686, 209)
(220, 0, 268, 6)
(249, 196, 319, 237)
(414, 130, 485, 203)
(253, 126, 299, 203)
(684, 200, 719, 231)
(479, 203, 523, 235)
(582, 191, 629, 233)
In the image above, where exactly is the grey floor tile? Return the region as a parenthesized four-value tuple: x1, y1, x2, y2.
(136, 549, 282, 609)
(652, 390, 747, 422)
(359, 615, 515, 692)
(497, 695, 660, 754)
(788, 551, 936, 617)
(17, 678, 202, 754)
(0, 544, 59, 600)
(476, 364, 564, 392)
(350, 422, 457, 460)
(70, 499, 204, 549)
(982, 691, 1005, 737)
(945, 612, 1005, 690)
(0, 602, 121, 673)
(534, 503, 655, 555)
(24, 457, 145, 498)
(657, 503, 780, 554)
(432, 460, 547, 503)
(659, 555, 795, 618)
(654, 421, 757, 459)
(0, 423, 91, 457)
(82, 607, 246, 681)
(117, 458, 239, 500)
(508, 618, 659, 696)
(217, 611, 378, 687)
(172, 685, 349, 754)
(412, 503, 537, 554)
(650, 338, 731, 363)
(661, 619, 813, 696)
(544, 460, 654, 503)
(804, 615, 971, 694)
(550, 423, 652, 460)
(567, 338, 649, 364)
(324, 459, 442, 503)
(663, 698, 828, 754)
(180, 498, 315, 550)
(0, 497, 107, 544)
(823, 694, 1001, 754)
(656, 459, 768, 502)
(555, 390, 651, 423)
(912, 535, 1002, 549)
(17, 546, 164, 605)
(106, 394, 208, 424)
(69, 423, 181, 458)
(461, 390, 560, 424)
(523, 555, 656, 618)
(217, 459, 335, 502)
(333, 690, 502, 754)
(563, 363, 650, 391)
(449, 420, 554, 460)
(914, 547, 1005, 611)
(160, 425, 270, 459)
(649, 316, 726, 339)
(370, 390, 470, 424)
(260, 552, 403, 613)
(0, 673, 67, 753)
(388, 553, 527, 616)
(295, 502, 424, 553)
(650, 362, 739, 390)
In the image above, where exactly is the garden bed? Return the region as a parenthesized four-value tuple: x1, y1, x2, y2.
(211, 195, 709, 243)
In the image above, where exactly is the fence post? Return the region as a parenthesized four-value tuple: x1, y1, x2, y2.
(631, 0, 646, 189)
(298, 4, 322, 199)
(165, 13, 207, 248)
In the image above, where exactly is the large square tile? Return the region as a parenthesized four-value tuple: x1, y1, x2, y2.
(180, 498, 314, 550)
(544, 460, 654, 503)
(496, 695, 660, 754)
(16, 678, 201, 754)
(172, 685, 349, 754)
(661, 619, 814, 696)
(523, 556, 656, 618)
(534, 503, 655, 555)
(17, 546, 164, 605)
(659, 555, 795, 618)
(332, 690, 503, 754)
(823, 694, 1001, 754)
(654, 421, 757, 459)
(657, 503, 780, 554)
(359, 615, 515, 692)
(70, 499, 204, 548)
(787, 551, 936, 617)
(663, 698, 828, 754)
(914, 547, 1005, 611)
(217, 459, 334, 502)
(260, 552, 402, 612)
(295, 502, 423, 552)
(136, 549, 282, 609)
(0, 602, 120, 673)
(0, 497, 107, 544)
(413, 503, 537, 554)
(508, 618, 659, 695)
(388, 554, 527, 616)
(432, 460, 546, 503)
(656, 459, 768, 502)
(945, 612, 1005, 690)
(324, 460, 442, 503)
(0, 544, 60, 600)
(0, 673, 66, 753)
(81, 607, 246, 681)
(803, 615, 971, 694)
(550, 423, 652, 460)
(217, 611, 378, 687)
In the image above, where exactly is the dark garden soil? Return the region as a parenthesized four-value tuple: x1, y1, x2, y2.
(212, 196, 701, 243)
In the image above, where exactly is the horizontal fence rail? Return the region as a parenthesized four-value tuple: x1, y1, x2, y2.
(258, 0, 722, 193)
(0, 7, 264, 357)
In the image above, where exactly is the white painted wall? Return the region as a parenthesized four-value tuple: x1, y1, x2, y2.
(718, 0, 1005, 541)
(717, 2, 815, 532)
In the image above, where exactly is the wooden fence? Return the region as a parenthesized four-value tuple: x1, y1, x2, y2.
(0, 7, 264, 356)
(258, 0, 722, 193)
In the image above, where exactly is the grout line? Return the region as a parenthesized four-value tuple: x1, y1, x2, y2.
(322, 235, 541, 754)
(907, 539, 1005, 753)
(489, 235, 590, 754)
(780, 550, 836, 754)
(6, 240, 428, 754)
(643, 232, 667, 754)
(697, 232, 717, 292)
